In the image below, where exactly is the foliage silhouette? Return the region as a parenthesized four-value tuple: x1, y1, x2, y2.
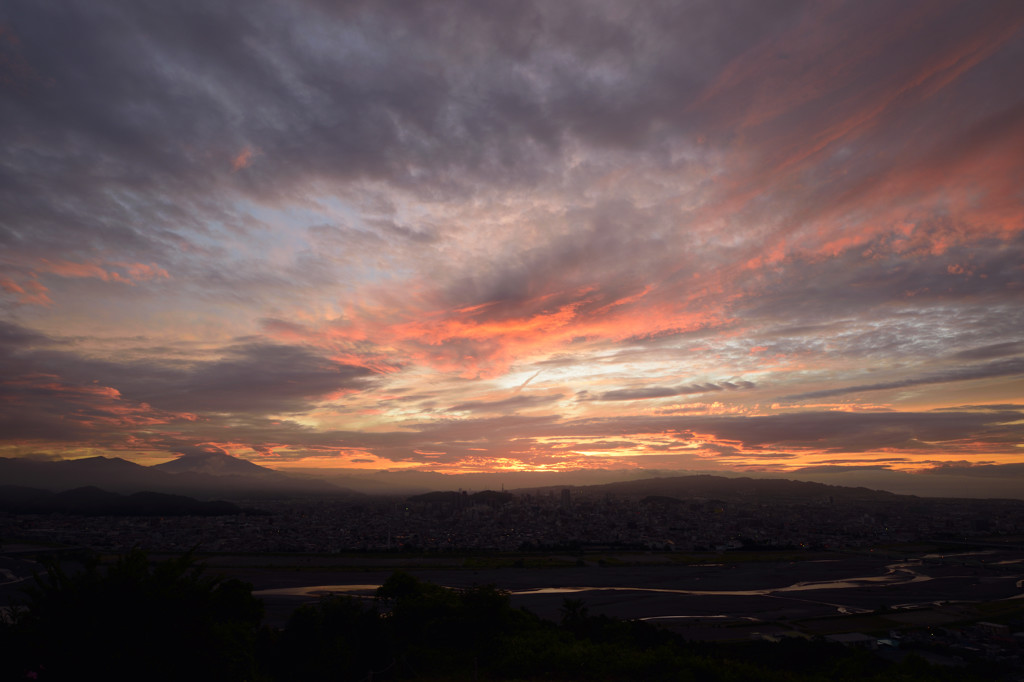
(270, 594, 389, 682)
(1, 549, 263, 682)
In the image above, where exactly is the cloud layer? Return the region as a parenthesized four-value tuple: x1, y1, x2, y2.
(2, 1, 1022, 482)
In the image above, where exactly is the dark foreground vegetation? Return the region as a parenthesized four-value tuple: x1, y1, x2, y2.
(0, 550, 1010, 682)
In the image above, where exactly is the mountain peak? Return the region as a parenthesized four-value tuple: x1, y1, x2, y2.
(154, 451, 277, 478)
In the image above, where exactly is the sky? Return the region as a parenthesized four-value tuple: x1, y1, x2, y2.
(1, 1, 1023, 486)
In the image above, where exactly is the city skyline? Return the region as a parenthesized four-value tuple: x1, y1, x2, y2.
(1, 1, 1022, 491)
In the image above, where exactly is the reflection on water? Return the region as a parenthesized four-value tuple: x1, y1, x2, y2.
(640, 615, 761, 622)
(922, 550, 997, 560)
(254, 561, 934, 600)
(510, 562, 931, 598)
(255, 584, 380, 597)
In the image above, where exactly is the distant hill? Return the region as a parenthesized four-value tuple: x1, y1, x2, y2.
(0, 458, 937, 505)
(284, 467, 673, 495)
(0, 454, 340, 499)
(0, 485, 241, 516)
(408, 490, 514, 508)
(516, 474, 905, 504)
(0, 457, 166, 493)
(225, 466, 1024, 500)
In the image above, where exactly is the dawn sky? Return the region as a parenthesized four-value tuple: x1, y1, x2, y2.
(2, 1, 1022, 479)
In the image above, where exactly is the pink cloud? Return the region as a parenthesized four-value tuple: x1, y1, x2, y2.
(33, 259, 170, 287)
(231, 146, 258, 171)
(294, 289, 730, 379)
(0, 275, 51, 305)
(115, 262, 171, 281)
(37, 258, 111, 280)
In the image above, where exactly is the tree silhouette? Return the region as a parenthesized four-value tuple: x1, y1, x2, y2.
(560, 597, 590, 625)
(270, 593, 388, 681)
(2, 549, 263, 682)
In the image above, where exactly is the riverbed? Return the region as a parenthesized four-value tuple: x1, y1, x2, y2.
(236, 549, 1024, 631)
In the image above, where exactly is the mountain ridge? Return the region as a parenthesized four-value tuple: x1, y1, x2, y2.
(510, 473, 906, 503)
(0, 454, 340, 498)
(0, 484, 242, 516)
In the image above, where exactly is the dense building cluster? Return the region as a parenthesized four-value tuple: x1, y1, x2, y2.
(4, 490, 1024, 554)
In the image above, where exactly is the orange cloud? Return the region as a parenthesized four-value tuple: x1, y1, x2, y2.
(0, 275, 51, 305)
(681, 1, 1024, 277)
(5, 374, 199, 431)
(33, 259, 170, 287)
(37, 258, 110, 280)
(264, 286, 728, 379)
(383, 294, 727, 378)
(115, 262, 171, 281)
(232, 146, 258, 171)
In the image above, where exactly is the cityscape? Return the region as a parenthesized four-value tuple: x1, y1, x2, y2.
(6, 481, 1024, 555)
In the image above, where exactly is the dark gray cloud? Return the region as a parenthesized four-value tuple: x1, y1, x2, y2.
(788, 465, 895, 474)
(935, 404, 1024, 412)
(137, 343, 376, 414)
(692, 410, 1024, 452)
(922, 462, 1024, 477)
(785, 357, 1024, 401)
(0, 321, 376, 444)
(738, 234, 1024, 341)
(595, 381, 755, 401)
(954, 341, 1024, 360)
